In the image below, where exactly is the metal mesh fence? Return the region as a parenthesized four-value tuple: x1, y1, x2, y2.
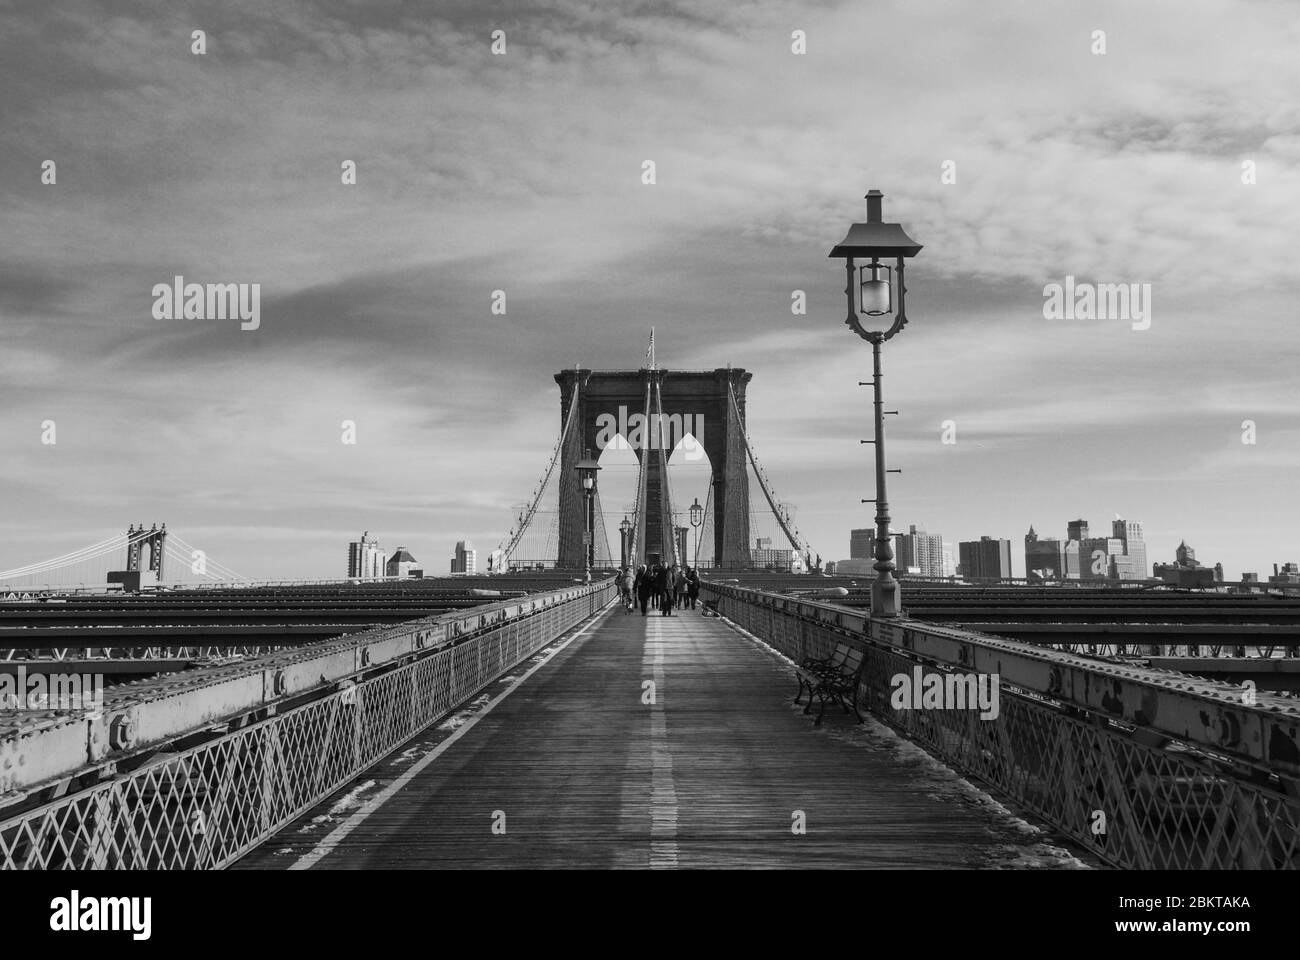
(708, 585, 1300, 870)
(0, 583, 612, 870)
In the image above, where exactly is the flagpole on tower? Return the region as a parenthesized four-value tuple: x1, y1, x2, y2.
(647, 327, 655, 370)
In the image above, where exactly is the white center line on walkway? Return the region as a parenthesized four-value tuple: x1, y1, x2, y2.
(646, 615, 678, 868)
(287, 601, 616, 871)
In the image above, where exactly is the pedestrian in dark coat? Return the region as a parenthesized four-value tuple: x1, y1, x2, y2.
(656, 564, 673, 615)
(634, 564, 652, 616)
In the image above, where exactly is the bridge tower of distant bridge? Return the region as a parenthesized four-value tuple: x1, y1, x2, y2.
(125, 523, 167, 581)
(554, 367, 753, 570)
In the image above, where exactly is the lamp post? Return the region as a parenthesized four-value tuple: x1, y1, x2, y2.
(575, 450, 602, 583)
(619, 515, 633, 570)
(828, 189, 923, 618)
(689, 497, 703, 568)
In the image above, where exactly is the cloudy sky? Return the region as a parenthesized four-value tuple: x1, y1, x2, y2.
(1, 0, 1297, 582)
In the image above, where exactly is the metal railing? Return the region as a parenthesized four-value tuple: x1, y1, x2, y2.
(703, 582, 1300, 869)
(0, 580, 614, 869)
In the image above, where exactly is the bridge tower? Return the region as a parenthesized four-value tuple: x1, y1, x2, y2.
(125, 523, 166, 581)
(554, 367, 751, 569)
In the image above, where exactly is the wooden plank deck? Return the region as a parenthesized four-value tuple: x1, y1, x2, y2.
(236, 603, 1088, 869)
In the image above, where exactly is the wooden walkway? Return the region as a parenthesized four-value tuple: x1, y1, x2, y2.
(237, 602, 1087, 869)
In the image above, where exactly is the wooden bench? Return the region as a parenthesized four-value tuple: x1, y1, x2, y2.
(701, 599, 720, 617)
(795, 643, 866, 726)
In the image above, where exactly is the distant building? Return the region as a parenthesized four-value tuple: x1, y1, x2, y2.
(386, 546, 421, 578)
(752, 537, 793, 570)
(895, 524, 944, 578)
(834, 558, 875, 575)
(959, 537, 1012, 580)
(1234, 572, 1260, 594)
(850, 528, 874, 560)
(1077, 536, 1122, 581)
(941, 542, 955, 579)
(348, 532, 384, 580)
(1025, 526, 1064, 582)
(1111, 518, 1147, 580)
(1269, 562, 1300, 586)
(1154, 540, 1220, 587)
(1049, 517, 1147, 581)
(450, 540, 477, 574)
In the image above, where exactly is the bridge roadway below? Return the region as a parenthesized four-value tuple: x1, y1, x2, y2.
(236, 602, 1087, 870)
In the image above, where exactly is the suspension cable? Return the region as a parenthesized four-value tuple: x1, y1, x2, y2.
(728, 382, 817, 564)
(498, 380, 579, 568)
(627, 378, 652, 568)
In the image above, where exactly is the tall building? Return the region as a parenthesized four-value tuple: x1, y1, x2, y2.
(894, 524, 944, 578)
(1064, 539, 1082, 579)
(1056, 517, 1147, 581)
(850, 528, 874, 560)
(1077, 536, 1122, 581)
(1025, 526, 1064, 582)
(386, 547, 420, 578)
(450, 540, 477, 574)
(941, 542, 956, 578)
(1111, 518, 1147, 581)
(958, 537, 1012, 580)
(347, 531, 384, 580)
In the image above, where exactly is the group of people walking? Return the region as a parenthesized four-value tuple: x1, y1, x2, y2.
(615, 563, 700, 616)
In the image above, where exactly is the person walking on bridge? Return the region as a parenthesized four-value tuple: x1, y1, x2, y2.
(634, 564, 652, 617)
(656, 563, 674, 616)
(686, 566, 700, 610)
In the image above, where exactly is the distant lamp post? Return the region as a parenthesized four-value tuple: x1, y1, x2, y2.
(828, 188, 923, 618)
(619, 515, 633, 569)
(575, 450, 602, 583)
(689, 497, 703, 568)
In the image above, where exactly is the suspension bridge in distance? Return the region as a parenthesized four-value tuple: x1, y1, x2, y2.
(1, 362, 1299, 870)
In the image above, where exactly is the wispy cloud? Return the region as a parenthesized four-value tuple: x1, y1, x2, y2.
(1, 0, 1296, 579)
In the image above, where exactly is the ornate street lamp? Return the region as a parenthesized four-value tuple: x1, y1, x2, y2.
(575, 450, 602, 583)
(689, 497, 703, 568)
(828, 189, 922, 618)
(619, 514, 633, 569)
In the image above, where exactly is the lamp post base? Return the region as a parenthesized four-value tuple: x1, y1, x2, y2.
(871, 576, 901, 618)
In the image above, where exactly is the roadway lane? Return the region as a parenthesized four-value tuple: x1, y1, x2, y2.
(237, 603, 1088, 869)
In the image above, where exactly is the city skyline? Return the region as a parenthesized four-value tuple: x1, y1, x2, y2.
(2, 1, 1298, 583)
(841, 515, 1295, 584)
